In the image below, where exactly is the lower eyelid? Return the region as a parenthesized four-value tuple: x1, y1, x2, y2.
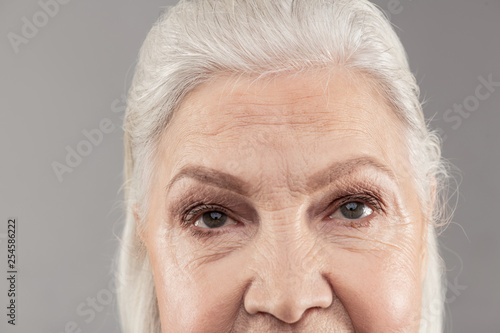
(324, 213, 373, 230)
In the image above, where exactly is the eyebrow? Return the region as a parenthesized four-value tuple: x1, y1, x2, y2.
(305, 157, 396, 192)
(165, 157, 396, 197)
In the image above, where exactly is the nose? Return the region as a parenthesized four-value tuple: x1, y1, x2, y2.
(243, 228, 333, 324)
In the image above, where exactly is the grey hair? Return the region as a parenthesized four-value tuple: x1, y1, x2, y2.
(117, 0, 450, 332)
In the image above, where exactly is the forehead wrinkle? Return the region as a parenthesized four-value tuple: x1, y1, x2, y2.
(162, 69, 409, 200)
(201, 98, 387, 138)
(177, 74, 395, 143)
(196, 106, 366, 140)
(217, 100, 328, 122)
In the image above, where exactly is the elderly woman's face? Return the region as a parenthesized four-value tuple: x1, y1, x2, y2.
(141, 70, 428, 332)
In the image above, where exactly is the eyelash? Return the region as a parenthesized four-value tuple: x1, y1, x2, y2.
(181, 193, 382, 238)
(183, 203, 230, 223)
(335, 194, 381, 211)
(329, 194, 381, 228)
(181, 203, 233, 238)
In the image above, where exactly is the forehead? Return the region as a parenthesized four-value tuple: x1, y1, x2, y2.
(172, 70, 393, 134)
(159, 69, 409, 187)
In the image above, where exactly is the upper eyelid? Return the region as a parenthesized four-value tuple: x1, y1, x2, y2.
(184, 204, 230, 223)
(308, 187, 387, 219)
(170, 179, 395, 236)
(333, 194, 382, 211)
(307, 195, 380, 224)
(170, 187, 259, 224)
(170, 176, 394, 226)
(181, 193, 382, 227)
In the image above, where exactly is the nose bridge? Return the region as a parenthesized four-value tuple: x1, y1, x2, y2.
(255, 204, 315, 273)
(244, 211, 333, 324)
(266, 218, 318, 279)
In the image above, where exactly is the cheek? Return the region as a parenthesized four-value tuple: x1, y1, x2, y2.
(148, 233, 246, 332)
(327, 249, 423, 332)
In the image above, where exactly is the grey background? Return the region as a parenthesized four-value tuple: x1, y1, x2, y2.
(0, 0, 498, 332)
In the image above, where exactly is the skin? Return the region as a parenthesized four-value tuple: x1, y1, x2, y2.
(139, 69, 429, 332)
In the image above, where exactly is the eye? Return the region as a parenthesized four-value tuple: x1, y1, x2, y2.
(192, 210, 237, 229)
(329, 201, 373, 220)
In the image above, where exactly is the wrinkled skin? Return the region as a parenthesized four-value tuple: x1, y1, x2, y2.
(140, 69, 428, 332)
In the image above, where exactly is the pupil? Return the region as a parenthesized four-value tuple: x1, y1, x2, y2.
(340, 202, 364, 219)
(346, 202, 358, 211)
(202, 211, 227, 228)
